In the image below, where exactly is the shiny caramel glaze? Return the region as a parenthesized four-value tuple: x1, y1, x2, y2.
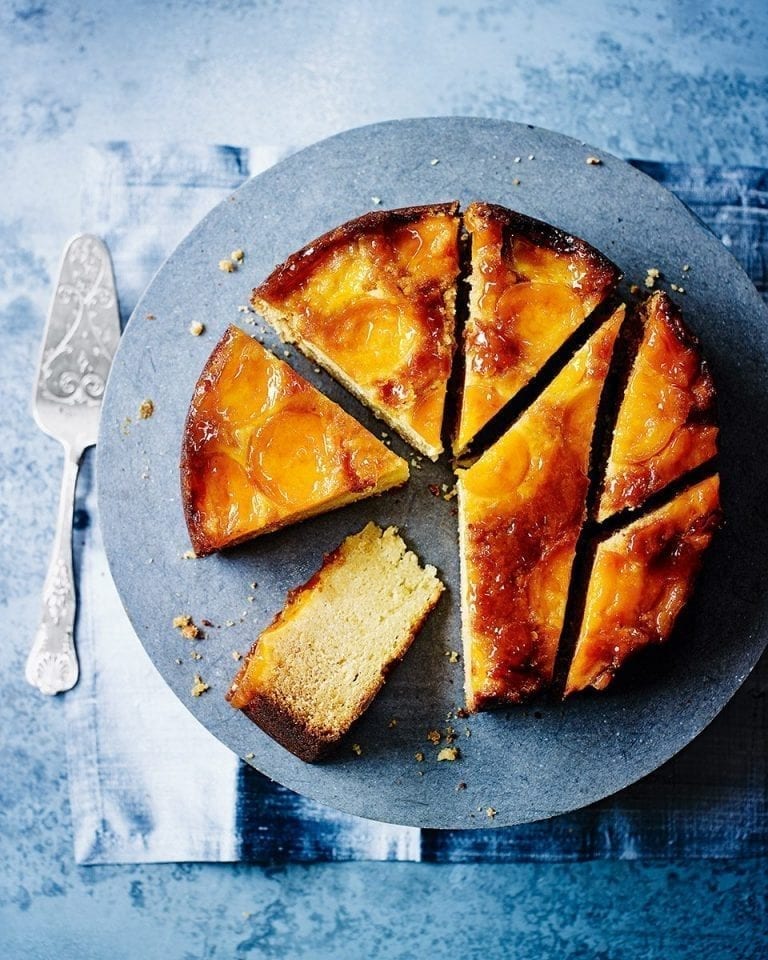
(252, 203, 461, 459)
(457, 307, 624, 710)
(598, 291, 718, 521)
(181, 326, 409, 556)
(454, 202, 621, 455)
(566, 474, 721, 695)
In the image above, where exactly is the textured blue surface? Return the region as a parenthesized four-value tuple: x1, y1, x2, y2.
(1, 1, 767, 956)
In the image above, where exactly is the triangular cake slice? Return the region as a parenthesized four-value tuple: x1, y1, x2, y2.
(181, 326, 409, 556)
(454, 202, 621, 455)
(456, 306, 625, 710)
(566, 474, 721, 696)
(227, 523, 444, 762)
(252, 203, 461, 460)
(598, 291, 718, 521)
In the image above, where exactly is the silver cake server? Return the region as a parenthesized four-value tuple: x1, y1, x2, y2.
(26, 235, 121, 695)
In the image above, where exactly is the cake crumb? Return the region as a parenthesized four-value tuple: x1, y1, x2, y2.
(446, 650, 460, 663)
(513, 156, 521, 163)
(443, 487, 457, 502)
(219, 258, 236, 273)
(388, 717, 398, 729)
(190, 650, 202, 661)
(486, 806, 497, 819)
(231, 249, 245, 263)
(528, 154, 535, 160)
(182, 549, 196, 560)
(175, 657, 182, 665)
(430, 158, 440, 166)
(145, 313, 155, 321)
(237, 304, 250, 313)
(189, 320, 205, 336)
(371, 196, 382, 205)
(191, 674, 209, 697)
(173, 614, 192, 629)
(682, 263, 691, 272)
(138, 399, 154, 420)
(415, 751, 425, 762)
(644, 267, 660, 289)
(456, 782, 467, 791)
(351, 743, 363, 756)
(456, 707, 469, 719)
(232, 650, 242, 661)
(427, 729, 441, 744)
(181, 623, 200, 640)
(437, 746, 461, 762)
(512, 177, 521, 186)
(630, 283, 641, 295)
(586, 155, 602, 165)
(244, 752, 255, 761)
(443, 726, 457, 744)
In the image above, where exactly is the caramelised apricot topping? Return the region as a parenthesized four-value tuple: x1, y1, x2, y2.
(457, 307, 624, 710)
(252, 203, 460, 459)
(566, 474, 721, 695)
(181, 326, 409, 555)
(599, 291, 718, 520)
(454, 202, 621, 455)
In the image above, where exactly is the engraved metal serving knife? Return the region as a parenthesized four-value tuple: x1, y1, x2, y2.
(26, 235, 121, 695)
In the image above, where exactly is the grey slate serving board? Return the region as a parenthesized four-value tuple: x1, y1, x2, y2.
(97, 118, 768, 829)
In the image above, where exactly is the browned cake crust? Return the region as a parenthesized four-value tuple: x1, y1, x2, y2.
(255, 202, 460, 299)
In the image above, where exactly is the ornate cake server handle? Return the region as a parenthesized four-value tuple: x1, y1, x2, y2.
(26, 449, 82, 694)
(26, 234, 121, 695)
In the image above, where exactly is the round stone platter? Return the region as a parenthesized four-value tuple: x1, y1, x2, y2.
(97, 118, 768, 829)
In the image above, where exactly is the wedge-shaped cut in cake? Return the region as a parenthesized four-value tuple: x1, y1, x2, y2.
(566, 474, 721, 696)
(227, 523, 444, 761)
(598, 291, 718, 521)
(251, 203, 461, 461)
(457, 306, 625, 711)
(454, 202, 621, 455)
(181, 326, 409, 556)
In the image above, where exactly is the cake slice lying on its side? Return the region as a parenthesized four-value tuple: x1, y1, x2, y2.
(454, 202, 621, 455)
(566, 474, 721, 696)
(181, 326, 409, 556)
(598, 291, 718, 521)
(457, 306, 625, 711)
(252, 203, 461, 460)
(227, 523, 445, 762)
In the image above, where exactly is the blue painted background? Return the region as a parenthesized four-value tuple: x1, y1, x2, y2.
(1, 1, 766, 956)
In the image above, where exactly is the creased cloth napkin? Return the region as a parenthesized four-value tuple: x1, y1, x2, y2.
(68, 143, 767, 864)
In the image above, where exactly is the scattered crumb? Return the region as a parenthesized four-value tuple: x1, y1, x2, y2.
(410, 458, 423, 470)
(351, 743, 363, 756)
(244, 752, 255, 761)
(232, 650, 242, 661)
(443, 487, 457, 502)
(219, 258, 236, 273)
(371, 196, 382, 205)
(190, 650, 203, 661)
(182, 549, 196, 560)
(246, 595, 254, 603)
(191, 674, 209, 697)
(237, 304, 250, 313)
(224, 619, 235, 628)
(456, 707, 469, 719)
(231, 249, 245, 263)
(644, 267, 660, 289)
(175, 657, 183, 665)
(527, 154, 535, 160)
(138, 399, 154, 420)
(585, 155, 602, 165)
(189, 320, 205, 336)
(427, 729, 441, 745)
(388, 718, 398, 729)
(456, 782, 467, 791)
(430, 158, 440, 166)
(464, 727, 472, 738)
(486, 807, 497, 819)
(201, 618, 214, 627)
(446, 650, 460, 664)
(314, 366, 321, 374)
(443, 726, 457, 744)
(181, 623, 200, 640)
(428, 483, 441, 498)
(682, 263, 690, 272)
(437, 746, 461, 762)
(172, 614, 192, 629)
(145, 313, 155, 321)
(670, 283, 686, 294)
(513, 156, 521, 163)
(512, 177, 521, 186)
(250, 582, 258, 590)
(414, 751, 425, 762)
(630, 283, 641, 295)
